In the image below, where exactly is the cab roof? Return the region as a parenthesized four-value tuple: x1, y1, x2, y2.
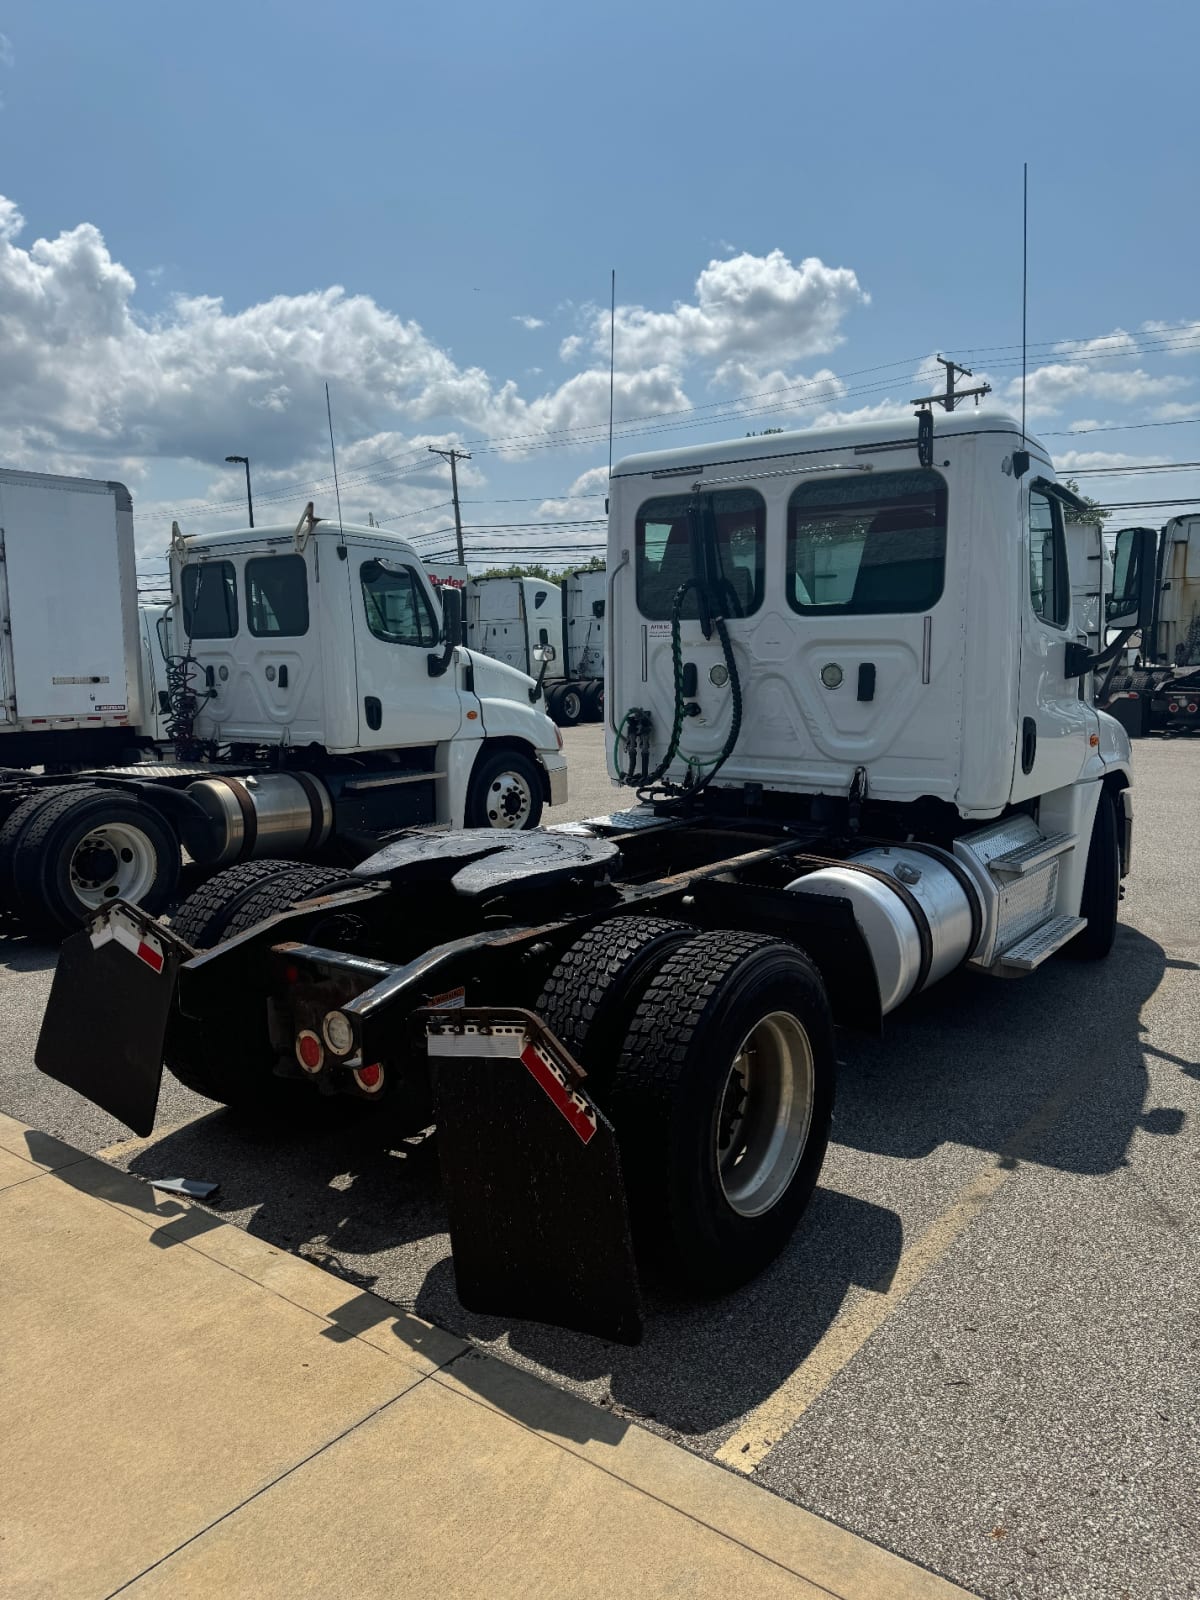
(175, 519, 419, 554)
(611, 409, 1049, 480)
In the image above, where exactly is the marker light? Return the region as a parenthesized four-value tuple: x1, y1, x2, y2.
(295, 1030, 324, 1073)
(323, 1010, 354, 1055)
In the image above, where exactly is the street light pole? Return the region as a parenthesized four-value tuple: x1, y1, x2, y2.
(225, 455, 254, 527)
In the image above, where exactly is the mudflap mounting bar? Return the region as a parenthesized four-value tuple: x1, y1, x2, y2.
(424, 1006, 642, 1345)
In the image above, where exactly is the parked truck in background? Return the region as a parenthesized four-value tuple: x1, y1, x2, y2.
(0, 468, 566, 935)
(38, 410, 1155, 1343)
(465, 571, 605, 725)
(1101, 513, 1200, 736)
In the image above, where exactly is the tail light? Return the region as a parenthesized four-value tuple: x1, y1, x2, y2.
(353, 1063, 385, 1094)
(295, 1030, 324, 1073)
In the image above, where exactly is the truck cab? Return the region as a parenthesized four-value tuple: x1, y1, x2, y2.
(608, 410, 1152, 973)
(170, 512, 567, 829)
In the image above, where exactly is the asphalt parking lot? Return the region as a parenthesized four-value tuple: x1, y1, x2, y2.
(2, 726, 1198, 1600)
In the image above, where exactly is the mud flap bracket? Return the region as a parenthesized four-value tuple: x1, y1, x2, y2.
(426, 1007, 642, 1344)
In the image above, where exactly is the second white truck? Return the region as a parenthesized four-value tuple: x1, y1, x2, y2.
(0, 469, 566, 934)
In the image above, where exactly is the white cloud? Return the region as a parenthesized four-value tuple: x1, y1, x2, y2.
(0, 193, 696, 483)
(559, 333, 584, 362)
(1140, 318, 1200, 351)
(1052, 328, 1139, 360)
(595, 249, 868, 376)
(1053, 449, 1151, 472)
(513, 314, 544, 330)
(537, 464, 610, 519)
(1152, 400, 1200, 421)
(1008, 364, 1191, 418)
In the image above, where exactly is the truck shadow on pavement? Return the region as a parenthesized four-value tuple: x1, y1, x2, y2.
(124, 919, 1180, 1442)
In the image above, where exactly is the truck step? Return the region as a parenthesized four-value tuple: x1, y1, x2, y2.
(988, 831, 1077, 877)
(998, 915, 1087, 971)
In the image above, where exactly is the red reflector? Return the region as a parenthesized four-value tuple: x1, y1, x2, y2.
(285, 965, 300, 984)
(136, 939, 165, 974)
(296, 1031, 323, 1071)
(1189, 703, 1198, 714)
(1169, 703, 1179, 714)
(356, 1063, 382, 1088)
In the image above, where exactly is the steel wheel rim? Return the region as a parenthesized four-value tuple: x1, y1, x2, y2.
(716, 1010, 814, 1217)
(562, 691, 582, 720)
(485, 771, 533, 828)
(68, 821, 158, 909)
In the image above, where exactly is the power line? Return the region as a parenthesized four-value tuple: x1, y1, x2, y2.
(1066, 461, 1200, 476)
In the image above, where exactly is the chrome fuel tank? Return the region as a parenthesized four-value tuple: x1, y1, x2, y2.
(788, 845, 978, 1014)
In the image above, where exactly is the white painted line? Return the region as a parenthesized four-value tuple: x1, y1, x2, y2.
(716, 1057, 1096, 1475)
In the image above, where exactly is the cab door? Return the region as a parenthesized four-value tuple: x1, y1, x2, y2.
(1011, 482, 1096, 801)
(351, 549, 464, 748)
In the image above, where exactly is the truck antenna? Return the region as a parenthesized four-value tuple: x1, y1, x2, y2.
(325, 382, 346, 555)
(1021, 160, 1028, 449)
(608, 268, 616, 479)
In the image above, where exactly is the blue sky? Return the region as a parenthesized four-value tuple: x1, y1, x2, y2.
(1, 0, 1197, 575)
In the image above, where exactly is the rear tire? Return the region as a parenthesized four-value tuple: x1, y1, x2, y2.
(11, 788, 180, 937)
(553, 685, 583, 727)
(535, 916, 693, 1096)
(0, 787, 96, 912)
(1065, 790, 1120, 961)
(583, 682, 604, 721)
(609, 930, 835, 1294)
(164, 862, 353, 1106)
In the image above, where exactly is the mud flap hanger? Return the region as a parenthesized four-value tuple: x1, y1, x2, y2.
(424, 1006, 642, 1345)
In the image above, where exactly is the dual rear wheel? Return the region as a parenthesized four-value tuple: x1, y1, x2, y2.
(537, 917, 835, 1294)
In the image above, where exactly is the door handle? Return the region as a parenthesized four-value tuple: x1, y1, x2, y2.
(364, 696, 382, 731)
(1021, 717, 1037, 775)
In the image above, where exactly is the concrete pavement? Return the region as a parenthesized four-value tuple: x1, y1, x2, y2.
(0, 1110, 973, 1600)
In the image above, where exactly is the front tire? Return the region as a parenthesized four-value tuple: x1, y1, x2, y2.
(608, 931, 835, 1294)
(465, 747, 543, 830)
(1065, 790, 1120, 961)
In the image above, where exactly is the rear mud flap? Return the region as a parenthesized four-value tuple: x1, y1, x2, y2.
(35, 902, 191, 1137)
(426, 1007, 642, 1345)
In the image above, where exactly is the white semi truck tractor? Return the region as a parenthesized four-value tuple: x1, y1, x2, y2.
(38, 410, 1154, 1344)
(0, 469, 566, 934)
(466, 572, 606, 725)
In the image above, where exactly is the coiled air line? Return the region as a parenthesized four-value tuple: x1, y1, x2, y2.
(618, 491, 744, 805)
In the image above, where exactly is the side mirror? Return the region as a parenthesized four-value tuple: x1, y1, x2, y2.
(532, 643, 556, 664)
(1107, 526, 1158, 631)
(528, 642, 556, 703)
(428, 586, 463, 678)
(1066, 524, 1160, 679)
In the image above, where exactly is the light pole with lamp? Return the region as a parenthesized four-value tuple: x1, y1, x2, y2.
(225, 455, 254, 527)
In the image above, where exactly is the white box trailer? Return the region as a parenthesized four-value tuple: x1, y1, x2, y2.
(562, 566, 606, 720)
(0, 468, 143, 765)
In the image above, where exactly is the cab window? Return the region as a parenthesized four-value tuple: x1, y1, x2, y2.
(1029, 489, 1069, 628)
(787, 471, 947, 615)
(360, 560, 438, 647)
(181, 561, 238, 638)
(635, 488, 765, 619)
(246, 555, 309, 637)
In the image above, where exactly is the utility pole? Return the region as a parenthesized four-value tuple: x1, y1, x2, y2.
(428, 445, 471, 565)
(910, 355, 991, 413)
